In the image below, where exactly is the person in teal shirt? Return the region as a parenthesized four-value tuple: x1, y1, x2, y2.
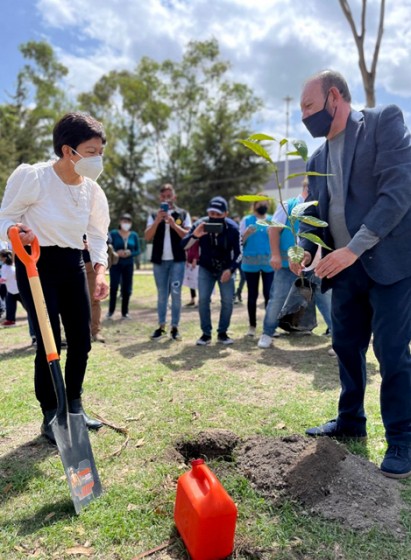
(239, 199, 274, 337)
(107, 213, 140, 319)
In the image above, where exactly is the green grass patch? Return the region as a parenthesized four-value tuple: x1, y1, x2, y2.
(0, 272, 410, 559)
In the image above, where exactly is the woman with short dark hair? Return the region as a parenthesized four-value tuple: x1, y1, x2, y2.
(0, 111, 110, 443)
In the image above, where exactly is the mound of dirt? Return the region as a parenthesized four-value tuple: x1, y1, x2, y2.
(173, 430, 408, 535)
(235, 434, 406, 535)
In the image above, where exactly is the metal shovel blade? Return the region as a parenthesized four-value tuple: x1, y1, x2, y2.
(50, 412, 102, 514)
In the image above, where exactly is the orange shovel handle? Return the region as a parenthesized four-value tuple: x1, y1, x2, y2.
(8, 226, 40, 278)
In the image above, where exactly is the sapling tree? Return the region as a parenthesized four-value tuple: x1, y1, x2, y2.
(236, 133, 331, 267)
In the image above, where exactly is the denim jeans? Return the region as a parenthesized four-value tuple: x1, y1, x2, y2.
(262, 267, 296, 336)
(315, 289, 332, 332)
(6, 292, 35, 336)
(198, 266, 235, 336)
(153, 260, 185, 327)
(305, 271, 332, 333)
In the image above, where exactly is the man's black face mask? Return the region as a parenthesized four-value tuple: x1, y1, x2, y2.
(302, 91, 335, 138)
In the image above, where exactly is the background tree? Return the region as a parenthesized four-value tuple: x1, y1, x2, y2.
(0, 41, 68, 198)
(339, 0, 385, 107)
(78, 39, 269, 224)
(148, 39, 269, 217)
(78, 64, 168, 232)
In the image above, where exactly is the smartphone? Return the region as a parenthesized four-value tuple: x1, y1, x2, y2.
(160, 202, 169, 212)
(204, 222, 223, 234)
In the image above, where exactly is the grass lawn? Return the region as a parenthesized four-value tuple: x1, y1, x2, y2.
(0, 271, 410, 559)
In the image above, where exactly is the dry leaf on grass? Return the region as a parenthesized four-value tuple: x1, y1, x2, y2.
(3, 482, 12, 494)
(65, 545, 94, 556)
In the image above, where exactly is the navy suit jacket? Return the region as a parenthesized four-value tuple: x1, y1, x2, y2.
(300, 105, 411, 285)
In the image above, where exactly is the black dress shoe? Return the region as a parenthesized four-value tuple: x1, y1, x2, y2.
(306, 419, 367, 441)
(68, 399, 102, 430)
(41, 409, 57, 444)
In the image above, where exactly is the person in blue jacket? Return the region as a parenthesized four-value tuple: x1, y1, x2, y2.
(107, 213, 140, 319)
(239, 198, 274, 337)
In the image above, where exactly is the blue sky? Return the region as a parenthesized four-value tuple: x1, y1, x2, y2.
(1, 0, 411, 156)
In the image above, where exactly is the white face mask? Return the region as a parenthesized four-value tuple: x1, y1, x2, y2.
(71, 148, 104, 181)
(120, 222, 131, 231)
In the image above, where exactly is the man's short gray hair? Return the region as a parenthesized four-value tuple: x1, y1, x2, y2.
(306, 70, 352, 103)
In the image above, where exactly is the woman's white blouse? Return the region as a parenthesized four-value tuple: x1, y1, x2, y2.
(0, 161, 110, 267)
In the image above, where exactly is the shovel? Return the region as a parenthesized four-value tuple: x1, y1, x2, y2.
(9, 227, 102, 514)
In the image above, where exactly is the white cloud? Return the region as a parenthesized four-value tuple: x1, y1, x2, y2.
(34, 0, 411, 152)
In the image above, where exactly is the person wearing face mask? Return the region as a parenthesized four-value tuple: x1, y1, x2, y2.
(290, 69, 411, 479)
(182, 196, 242, 346)
(145, 183, 191, 341)
(0, 111, 110, 444)
(257, 181, 310, 348)
(106, 213, 140, 320)
(239, 196, 274, 337)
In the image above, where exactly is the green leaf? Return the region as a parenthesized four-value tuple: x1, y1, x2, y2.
(287, 245, 305, 263)
(235, 194, 271, 202)
(290, 201, 319, 217)
(291, 140, 308, 161)
(247, 133, 276, 142)
(238, 140, 274, 164)
(279, 138, 288, 147)
(299, 232, 332, 250)
(298, 215, 328, 227)
(261, 218, 290, 229)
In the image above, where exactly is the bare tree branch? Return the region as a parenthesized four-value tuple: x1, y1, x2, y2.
(338, 0, 385, 107)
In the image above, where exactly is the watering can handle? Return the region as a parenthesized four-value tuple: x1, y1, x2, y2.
(8, 226, 41, 278)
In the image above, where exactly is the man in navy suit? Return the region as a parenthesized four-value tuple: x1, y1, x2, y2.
(291, 69, 411, 479)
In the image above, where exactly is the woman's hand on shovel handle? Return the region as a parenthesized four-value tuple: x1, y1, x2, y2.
(8, 223, 35, 245)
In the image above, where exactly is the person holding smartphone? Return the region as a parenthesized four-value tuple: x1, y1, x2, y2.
(145, 183, 191, 341)
(181, 196, 242, 346)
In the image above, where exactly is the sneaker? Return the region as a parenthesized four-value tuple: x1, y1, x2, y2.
(1, 320, 16, 327)
(151, 327, 167, 340)
(170, 327, 182, 341)
(196, 334, 212, 346)
(381, 445, 411, 479)
(105, 312, 114, 320)
(217, 332, 234, 345)
(323, 328, 331, 337)
(272, 331, 280, 338)
(185, 301, 196, 307)
(247, 326, 256, 337)
(305, 419, 367, 441)
(328, 348, 337, 357)
(258, 334, 272, 348)
(121, 314, 131, 320)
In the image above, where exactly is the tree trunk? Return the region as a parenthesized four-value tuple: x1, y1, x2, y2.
(339, 0, 385, 107)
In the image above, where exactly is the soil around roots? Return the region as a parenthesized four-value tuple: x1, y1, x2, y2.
(175, 430, 408, 535)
